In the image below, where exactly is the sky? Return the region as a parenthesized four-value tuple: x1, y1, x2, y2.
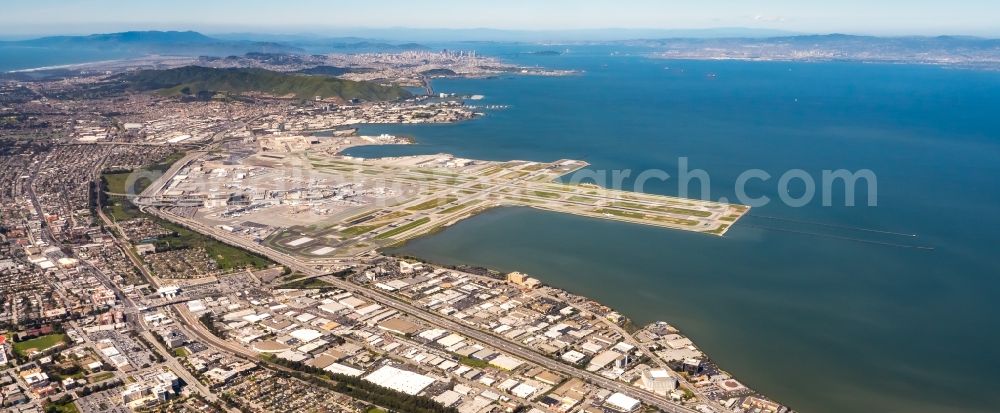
(2, 0, 998, 38)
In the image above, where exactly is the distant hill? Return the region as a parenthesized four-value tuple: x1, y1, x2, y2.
(420, 68, 458, 77)
(22, 30, 216, 45)
(5, 31, 301, 56)
(238, 27, 801, 42)
(636, 34, 1000, 68)
(758, 33, 1000, 49)
(210, 33, 430, 53)
(120, 66, 411, 101)
(320, 40, 429, 53)
(638, 33, 1000, 50)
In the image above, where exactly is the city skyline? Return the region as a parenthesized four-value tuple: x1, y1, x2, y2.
(3, 3, 1000, 413)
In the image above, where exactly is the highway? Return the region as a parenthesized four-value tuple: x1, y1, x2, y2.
(137, 327, 230, 409)
(535, 290, 726, 412)
(43, 159, 233, 409)
(128, 149, 706, 412)
(142, 203, 702, 412)
(135, 148, 744, 266)
(314, 274, 700, 413)
(141, 205, 699, 412)
(173, 304, 259, 359)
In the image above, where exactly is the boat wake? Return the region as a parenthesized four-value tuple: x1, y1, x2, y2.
(742, 215, 933, 250)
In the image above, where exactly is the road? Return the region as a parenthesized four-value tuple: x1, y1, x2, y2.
(83, 158, 230, 408)
(94, 183, 161, 290)
(137, 328, 230, 409)
(15, 152, 233, 409)
(173, 304, 259, 359)
(144, 203, 701, 412)
(316, 274, 700, 413)
(126, 149, 704, 412)
(536, 289, 725, 411)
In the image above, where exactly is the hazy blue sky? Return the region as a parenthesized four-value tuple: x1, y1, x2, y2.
(3, 0, 998, 37)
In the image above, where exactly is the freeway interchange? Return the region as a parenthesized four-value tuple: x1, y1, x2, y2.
(119, 138, 754, 413)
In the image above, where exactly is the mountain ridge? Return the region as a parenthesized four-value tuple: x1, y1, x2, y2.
(2, 30, 302, 55)
(119, 65, 412, 102)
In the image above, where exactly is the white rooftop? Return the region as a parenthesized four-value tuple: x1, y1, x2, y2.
(364, 365, 436, 396)
(605, 392, 641, 412)
(436, 333, 465, 347)
(489, 354, 525, 371)
(289, 328, 323, 343)
(325, 362, 364, 377)
(648, 368, 670, 378)
(418, 328, 448, 341)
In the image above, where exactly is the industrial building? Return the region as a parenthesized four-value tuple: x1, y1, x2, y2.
(363, 364, 436, 395)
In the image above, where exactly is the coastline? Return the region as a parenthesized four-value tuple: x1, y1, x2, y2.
(648, 54, 1000, 71)
(328, 125, 769, 407)
(380, 248, 788, 410)
(7, 33, 1000, 413)
(6, 58, 130, 73)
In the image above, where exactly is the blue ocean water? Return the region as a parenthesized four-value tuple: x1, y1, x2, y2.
(347, 49, 1000, 413)
(0, 45, 136, 72)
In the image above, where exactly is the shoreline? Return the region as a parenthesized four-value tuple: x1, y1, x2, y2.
(378, 248, 788, 411)
(6, 58, 130, 73)
(649, 54, 1000, 72)
(118, 57, 761, 410)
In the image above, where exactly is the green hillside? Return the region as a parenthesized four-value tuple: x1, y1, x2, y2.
(121, 66, 411, 101)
